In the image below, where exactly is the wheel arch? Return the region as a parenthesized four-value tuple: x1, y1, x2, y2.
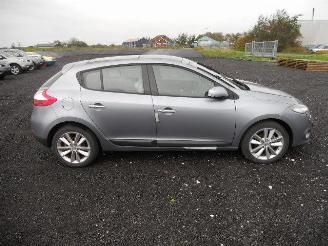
(47, 121, 103, 151)
(237, 118, 293, 149)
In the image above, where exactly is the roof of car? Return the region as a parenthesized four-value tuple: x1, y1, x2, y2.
(62, 55, 198, 73)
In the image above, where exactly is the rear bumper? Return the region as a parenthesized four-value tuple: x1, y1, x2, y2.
(0, 67, 10, 74)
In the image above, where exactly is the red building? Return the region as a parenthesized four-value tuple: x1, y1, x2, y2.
(151, 35, 173, 48)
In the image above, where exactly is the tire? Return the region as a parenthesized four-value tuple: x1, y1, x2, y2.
(241, 121, 290, 164)
(28, 62, 36, 71)
(51, 125, 99, 167)
(10, 64, 22, 75)
(0, 73, 5, 79)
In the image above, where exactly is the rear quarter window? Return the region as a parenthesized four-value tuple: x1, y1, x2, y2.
(82, 70, 102, 90)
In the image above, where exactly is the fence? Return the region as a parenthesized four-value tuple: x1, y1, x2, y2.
(245, 40, 278, 58)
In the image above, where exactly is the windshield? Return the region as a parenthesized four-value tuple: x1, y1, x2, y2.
(197, 62, 250, 90)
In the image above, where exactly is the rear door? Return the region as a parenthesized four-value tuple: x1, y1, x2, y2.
(148, 64, 236, 147)
(80, 64, 157, 146)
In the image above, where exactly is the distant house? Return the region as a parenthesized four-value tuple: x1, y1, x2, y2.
(196, 36, 231, 48)
(122, 38, 150, 48)
(35, 43, 56, 48)
(197, 36, 220, 47)
(151, 35, 173, 48)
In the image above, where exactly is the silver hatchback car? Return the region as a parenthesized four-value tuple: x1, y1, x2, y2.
(31, 55, 312, 167)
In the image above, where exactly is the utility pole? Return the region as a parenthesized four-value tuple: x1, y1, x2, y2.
(312, 8, 315, 21)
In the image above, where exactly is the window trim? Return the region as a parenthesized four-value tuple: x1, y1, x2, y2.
(147, 63, 237, 99)
(77, 64, 151, 95)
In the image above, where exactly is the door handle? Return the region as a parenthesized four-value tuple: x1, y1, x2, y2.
(158, 108, 176, 114)
(88, 103, 105, 109)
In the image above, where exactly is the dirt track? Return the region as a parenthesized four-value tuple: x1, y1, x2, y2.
(0, 52, 327, 245)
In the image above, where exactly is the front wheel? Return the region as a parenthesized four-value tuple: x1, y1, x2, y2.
(10, 64, 22, 75)
(241, 121, 290, 164)
(52, 125, 99, 167)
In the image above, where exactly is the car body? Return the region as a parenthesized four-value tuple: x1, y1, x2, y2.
(0, 52, 33, 75)
(0, 49, 44, 70)
(42, 56, 56, 66)
(0, 59, 11, 79)
(31, 55, 312, 167)
(310, 44, 328, 53)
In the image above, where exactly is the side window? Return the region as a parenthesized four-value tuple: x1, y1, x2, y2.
(82, 70, 102, 90)
(153, 65, 214, 97)
(102, 65, 144, 94)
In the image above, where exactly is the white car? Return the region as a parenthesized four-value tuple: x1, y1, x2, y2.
(0, 49, 43, 71)
(0, 53, 33, 75)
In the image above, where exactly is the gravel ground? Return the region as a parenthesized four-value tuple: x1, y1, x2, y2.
(0, 53, 327, 246)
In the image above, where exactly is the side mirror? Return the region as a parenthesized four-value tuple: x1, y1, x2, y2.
(207, 86, 229, 99)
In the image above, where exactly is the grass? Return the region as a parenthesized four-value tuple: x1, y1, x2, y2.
(195, 47, 328, 62)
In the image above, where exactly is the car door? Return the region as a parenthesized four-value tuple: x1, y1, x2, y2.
(148, 64, 236, 147)
(80, 64, 157, 146)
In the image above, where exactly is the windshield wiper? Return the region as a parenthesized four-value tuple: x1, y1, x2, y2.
(229, 78, 250, 90)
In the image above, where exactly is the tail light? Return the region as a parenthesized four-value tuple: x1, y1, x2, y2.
(33, 89, 57, 106)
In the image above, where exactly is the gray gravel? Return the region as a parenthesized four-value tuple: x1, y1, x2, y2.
(0, 54, 327, 246)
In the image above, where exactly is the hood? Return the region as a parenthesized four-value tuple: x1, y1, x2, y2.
(237, 79, 293, 98)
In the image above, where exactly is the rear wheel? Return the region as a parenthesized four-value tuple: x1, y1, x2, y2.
(241, 121, 289, 164)
(52, 125, 99, 167)
(10, 64, 22, 75)
(28, 62, 36, 71)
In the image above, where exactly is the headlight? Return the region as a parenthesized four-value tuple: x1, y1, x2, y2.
(292, 104, 309, 114)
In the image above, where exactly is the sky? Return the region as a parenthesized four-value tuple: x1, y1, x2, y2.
(0, 0, 327, 47)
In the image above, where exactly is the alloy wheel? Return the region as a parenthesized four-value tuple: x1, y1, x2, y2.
(249, 128, 284, 160)
(11, 65, 20, 75)
(56, 132, 91, 164)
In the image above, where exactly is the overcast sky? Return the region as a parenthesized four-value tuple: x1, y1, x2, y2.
(1, 0, 327, 47)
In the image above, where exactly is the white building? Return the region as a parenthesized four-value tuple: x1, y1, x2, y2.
(298, 20, 328, 46)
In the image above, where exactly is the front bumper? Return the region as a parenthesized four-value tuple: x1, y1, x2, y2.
(282, 110, 312, 147)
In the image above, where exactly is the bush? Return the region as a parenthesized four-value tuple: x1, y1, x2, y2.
(234, 34, 253, 51)
(281, 46, 309, 54)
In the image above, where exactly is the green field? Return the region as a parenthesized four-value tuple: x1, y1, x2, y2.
(195, 47, 328, 62)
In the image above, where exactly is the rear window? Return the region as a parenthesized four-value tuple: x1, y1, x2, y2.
(81, 65, 144, 94)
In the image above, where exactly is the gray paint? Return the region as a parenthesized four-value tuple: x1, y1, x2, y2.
(31, 55, 312, 154)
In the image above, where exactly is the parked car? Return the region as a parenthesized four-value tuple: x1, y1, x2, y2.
(0, 53, 33, 75)
(0, 59, 11, 79)
(31, 55, 312, 167)
(0, 49, 44, 71)
(42, 55, 56, 66)
(311, 44, 328, 53)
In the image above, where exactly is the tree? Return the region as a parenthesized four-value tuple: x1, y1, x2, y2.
(67, 37, 88, 47)
(175, 33, 188, 47)
(234, 33, 253, 51)
(187, 35, 196, 47)
(225, 33, 242, 46)
(54, 40, 64, 47)
(249, 9, 301, 51)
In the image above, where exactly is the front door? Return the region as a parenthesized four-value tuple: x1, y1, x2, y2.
(149, 64, 236, 147)
(80, 64, 156, 146)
